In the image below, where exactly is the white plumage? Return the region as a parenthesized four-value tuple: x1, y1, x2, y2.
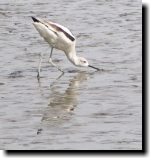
(31, 16, 100, 78)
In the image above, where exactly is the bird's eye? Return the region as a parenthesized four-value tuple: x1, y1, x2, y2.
(83, 61, 86, 63)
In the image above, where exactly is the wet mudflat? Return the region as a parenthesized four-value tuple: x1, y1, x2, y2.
(0, 0, 142, 150)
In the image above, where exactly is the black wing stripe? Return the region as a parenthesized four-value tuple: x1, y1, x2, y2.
(32, 17, 75, 41)
(49, 23, 75, 42)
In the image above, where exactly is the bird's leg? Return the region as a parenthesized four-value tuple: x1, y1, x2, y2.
(49, 59, 64, 73)
(50, 47, 53, 58)
(48, 47, 64, 73)
(37, 53, 43, 80)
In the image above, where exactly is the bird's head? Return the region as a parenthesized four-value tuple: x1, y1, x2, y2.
(78, 57, 100, 71)
(78, 57, 89, 67)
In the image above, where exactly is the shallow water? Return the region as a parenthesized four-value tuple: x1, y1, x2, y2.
(0, 0, 142, 150)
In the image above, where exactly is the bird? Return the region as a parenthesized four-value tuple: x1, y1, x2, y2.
(31, 16, 100, 79)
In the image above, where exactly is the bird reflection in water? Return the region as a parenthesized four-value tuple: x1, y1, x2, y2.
(37, 71, 89, 134)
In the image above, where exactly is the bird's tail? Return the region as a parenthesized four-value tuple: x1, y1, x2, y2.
(31, 16, 40, 23)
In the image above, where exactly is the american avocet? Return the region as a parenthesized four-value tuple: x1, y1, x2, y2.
(31, 16, 100, 79)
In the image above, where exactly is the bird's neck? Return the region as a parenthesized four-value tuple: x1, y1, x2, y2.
(65, 50, 79, 66)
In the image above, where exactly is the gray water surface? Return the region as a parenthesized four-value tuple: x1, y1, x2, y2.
(0, 0, 142, 150)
